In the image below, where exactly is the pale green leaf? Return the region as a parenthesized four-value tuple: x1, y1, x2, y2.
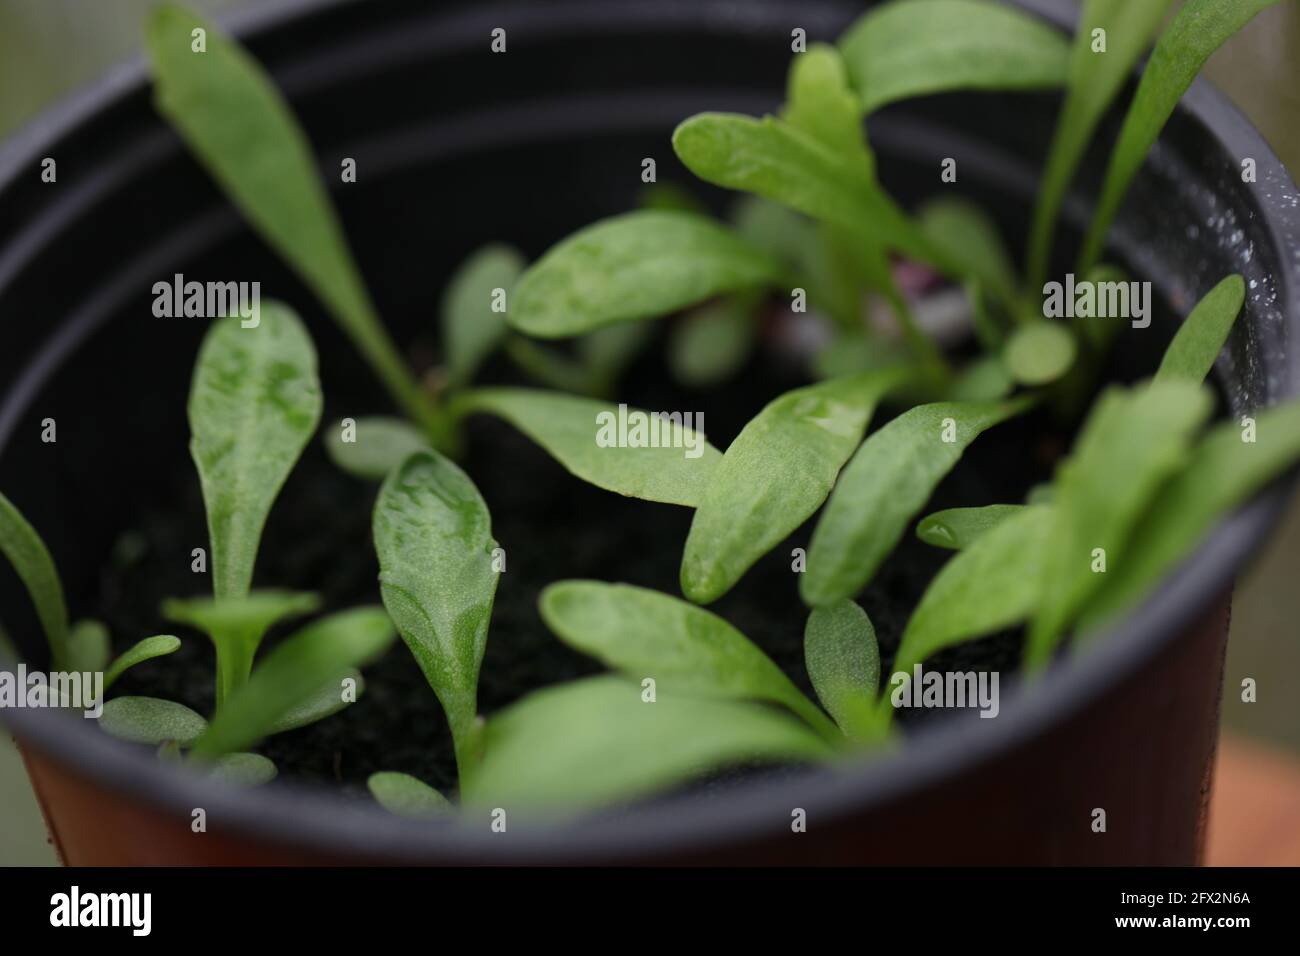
(104, 635, 182, 690)
(682, 369, 908, 603)
(188, 304, 322, 601)
(1004, 321, 1077, 385)
(442, 244, 526, 385)
(65, 619, 110, 674)
(802, 398, 1032, 605)
(374, 451, 498, 772)
(917, 197, 1018, 308)
(191, 606, 395, 757)
(99, 696, 207, 747)
(0, 490, 69, 668)
(463, 675, 833, 812)
(368, 771, 452, 818)
(266, 669, 363, 735)
(839, 0, 1070, 114)
(453, 387, 721, 507)
(208, 752, 277, 786)
(668, 297, 757, 387)
(324, 416, 429, 481)
(509, 210, 782, 338)
(540, 581, 839, 742)
(916, 504, 1025, 550)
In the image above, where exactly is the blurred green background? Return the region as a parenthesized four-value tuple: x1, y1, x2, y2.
(1, 0, 1298, 865)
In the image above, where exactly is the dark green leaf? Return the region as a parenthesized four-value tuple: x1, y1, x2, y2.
(374, 452, 497, 772)
(1026, 381, 1213, 666)
(189, 304, 322, 601)
(540, 581, 839, 741)
(463, 675, 833, 812)
(99, 696, 208, 747)
(146, 4, 435, 429)
(442, 244, 526, 385)
(104, 635, 182, 690)
(1079, 0, 1281, 273)
(0, 490, 69, 668)
(916, 504, 1025, 550)
(454, 388, 721, 507)
(804, 600, 882, 742)
(368, 771, 452, 818)
(839, 0, 1070, 114)
(509, 210, 782, 338)
(681, 369, 908, 603)
(1081, 398, 1300, 630)
(191, 606, 395, 757)
(895, 505, 1054, 675)
(802, 399, 1032, 605)
(324, 416, 429, 481)
(1028, 0, 1172, 287)
(1154, 275, 1245, 385)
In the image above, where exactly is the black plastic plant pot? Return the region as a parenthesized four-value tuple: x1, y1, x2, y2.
(1, 0, 1297, 866)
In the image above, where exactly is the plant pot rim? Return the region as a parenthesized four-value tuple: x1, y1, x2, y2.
(1, 0, 1298, 863)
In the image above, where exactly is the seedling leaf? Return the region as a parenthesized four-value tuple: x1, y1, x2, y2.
(1026, 381, 1213, 666)
(804, 600, 882, 742)
(0, 490, 70, 668)
(104, 635, 182, 690)
(368, 772, 452, 818)
(1154, 275, 1246, 385)
(668, 298, 756, 387)
(208, 752, 277, 786)
(1079, 0, 1281, 273)
(325, 416, 430, 481)
(442, 244, 526, 385)
(682, 369, 909, 603)
(100, 696, 208, 747)
(266, 669, 364, 735)
(464, 675, 832, 812)
(916, 504, 1025, 550)
(917, 198, 1018, 309)
(802, 398, 1033, 605)
(540, 581, 840, 742)
(1004, 321, 1077, 386)
(454, 388, 721, 507)
(509, 210, 783, 338)
(146, 4, 435, 430)
(839, 0, 1071, 114)
(65, 620, 110, 674)
(191, 606, 395, 757)
(374, 452, 498, 773)
(189, 304, 322, 601)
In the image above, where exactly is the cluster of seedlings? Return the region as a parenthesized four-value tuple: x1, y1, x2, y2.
(2, 0, 1299, 817)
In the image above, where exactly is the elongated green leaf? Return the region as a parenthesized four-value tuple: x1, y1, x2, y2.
(839, 0, 1071, 114)
(208, 752, 277, 786)
(1155, 275, 1245, 385)
(895, 505, 1054, 676)
(917, 197, 1018, 309)
(1004, 320, 1077, 385)
(463, 675, 833, 811)
(374, 452, 497, 772)
(191, 606, 394, 757)
(324, 416, 429, 481)
(368, 771, 452, 818)
(804, 600, 882, 742)
(1026, 381, 1213, 666)
(65, 619, 110, 674)
(916, 504, 1025, 549)
(146, 5, 434, 429)
(672, 113, 943, 269)
(509, 210, 782, 338)
(668, 298, 756, 387)
(1082, 398, 1300, 631)
(1079, 0, 1280, 273)
(99, 696, 207, 747)
(442, 244, 526, 385)
(0, 490, 69, 668)
(1027, 0, 1172, 288)
(189, 305, 322, 601)
(682, 369, 908, 603)
(802, 398, 1032, 606)
(104, 635, 182, 690)
(163, 590, 320, 705)
(266, 669, 363, 735)
(949, 352, 1014, 400)
(540, 581, 839, 741)
(453, 388, 721, 507)
(782, 44, 873, 174)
